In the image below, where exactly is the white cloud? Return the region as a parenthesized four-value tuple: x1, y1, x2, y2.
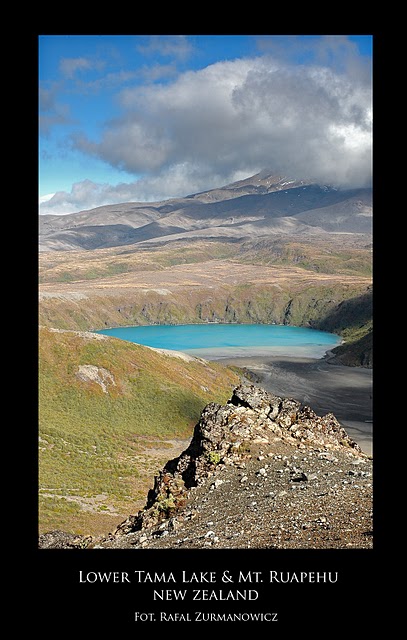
(39, 83, 72, 135)
(46, 46, 372, 214)
(137, 35, 194, 61)
(59, 56, 105, 79)
(39, 167, 242, 215)
(74, 70, 139, 94)
(139, 63, 178, 82)
(60, 57, 92, 78)
(72, 54, 371, 188)
(39, 193, 56, 204)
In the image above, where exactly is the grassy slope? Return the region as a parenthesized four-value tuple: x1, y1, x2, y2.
(39, 279, 372, 335)
(316, 288, 373, 366)
(39, 239, 372, 334)
(39, 242, 238, 283)
(329, 331, 373, 367)
(39, 239, 372, 284)
(39, 327, 239, 535)
(38, 239, 373, 533)
(237, 240, 372, 277)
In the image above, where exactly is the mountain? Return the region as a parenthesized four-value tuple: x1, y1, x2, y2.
(38, 171, 373, 363)
(39, 326, 239, 535)
(38, 171, 374, 543)
(39, 383, 372, 549)
(39, 171, 372, 252)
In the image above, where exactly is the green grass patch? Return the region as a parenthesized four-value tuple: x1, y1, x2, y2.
(39, 327, 239, 535)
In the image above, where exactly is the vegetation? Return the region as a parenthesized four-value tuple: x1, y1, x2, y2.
(206, 451, 222, 465)
(39, 237, 372, 334)
(39, 241, 238, 284)
(330, 330, 372, 367)
(39, 238, 371, 285)
(39, 327, 239, 535)
(315, 288, 373, 363)
(39, 279, 371, 334)
(238, 240, 372, 277)
(38, 237, 373, 533)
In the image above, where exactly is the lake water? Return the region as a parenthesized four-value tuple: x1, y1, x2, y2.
(96, 324, 341, 359)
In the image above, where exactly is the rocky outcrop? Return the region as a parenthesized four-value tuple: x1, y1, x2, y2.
(113, 384, 363, 536)
(39, 383, 372, 550)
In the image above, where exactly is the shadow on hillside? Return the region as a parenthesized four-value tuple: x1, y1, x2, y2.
(313, 287, 372, 334)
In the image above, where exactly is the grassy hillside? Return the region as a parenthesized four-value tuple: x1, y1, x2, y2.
(39, 280, 372, 334)
(237, 239, 372, 277)
(39, 327, 239, 535)
(329, 331, 373, 367)
(39, 237, 372, 334)
(39, 238, 372, 284)
(315, 288, 373, 365)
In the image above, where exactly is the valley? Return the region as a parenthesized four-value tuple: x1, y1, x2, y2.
(38, 170, 373, 540)
(39, 171, 372, 361)
(39, 241, 371, 341)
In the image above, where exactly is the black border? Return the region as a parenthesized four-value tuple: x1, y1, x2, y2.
(31, 27, 385, 633)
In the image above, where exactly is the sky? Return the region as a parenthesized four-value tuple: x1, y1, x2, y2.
(39, 34, 372, 215)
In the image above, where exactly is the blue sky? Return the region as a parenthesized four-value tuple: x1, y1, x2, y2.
(39, 35, 372, 214)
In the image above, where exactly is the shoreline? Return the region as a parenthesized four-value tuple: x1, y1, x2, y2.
(184, 345, 339, 360)
(95, 321, 342, 340)
(85, 325, 372, 455)
(96, 325, 342, 361)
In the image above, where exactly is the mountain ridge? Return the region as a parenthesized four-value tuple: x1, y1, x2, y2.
(39, 170, 372, 252)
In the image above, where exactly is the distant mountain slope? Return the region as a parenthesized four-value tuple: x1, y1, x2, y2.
(39, 171, 372, 251)
(39, 326, 239, 535)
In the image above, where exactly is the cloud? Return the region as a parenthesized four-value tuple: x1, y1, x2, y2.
(71, 52, 371, 194)
(73, 64, 177, 95)
(256, 36, 371, 79)
(59, 56, 105, 79)
(40, 180, 109, 215)
(74, 70, 139, 94)
(139, 63, 178, 82)
(137, 35, 194, 61)
(39, 84, 72, 135)
(39, 193, 56, 204)
(39, 166, 233, 215)
(39, 87, 56, 111)
(43, 42, 372, 214)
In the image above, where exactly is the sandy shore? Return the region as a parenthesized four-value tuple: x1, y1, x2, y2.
(205, 353, 373, 456)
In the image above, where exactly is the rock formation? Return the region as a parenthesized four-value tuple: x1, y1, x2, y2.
(113, 384, 363, 536)
(39, 384, 372, 550)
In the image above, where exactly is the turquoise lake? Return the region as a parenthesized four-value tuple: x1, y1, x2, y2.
(96, 324, 341, 359)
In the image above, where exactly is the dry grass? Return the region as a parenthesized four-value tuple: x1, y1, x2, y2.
(39, 246, 371, 333)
